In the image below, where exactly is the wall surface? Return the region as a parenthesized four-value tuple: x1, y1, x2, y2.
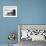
(0, 0, 46, 45)
(0, 0, 18, 44)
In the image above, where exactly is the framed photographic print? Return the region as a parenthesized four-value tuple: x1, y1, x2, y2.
(3, 6, 17, 17)
(18, 24, 46, 42)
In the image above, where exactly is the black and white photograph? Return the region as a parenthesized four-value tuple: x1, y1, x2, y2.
(3, 6, 17, 17)
(18, 25, 46, 46)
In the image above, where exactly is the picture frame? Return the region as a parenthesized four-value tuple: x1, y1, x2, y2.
(3, 6, 17, 17)
(18, 24, 46, 42)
